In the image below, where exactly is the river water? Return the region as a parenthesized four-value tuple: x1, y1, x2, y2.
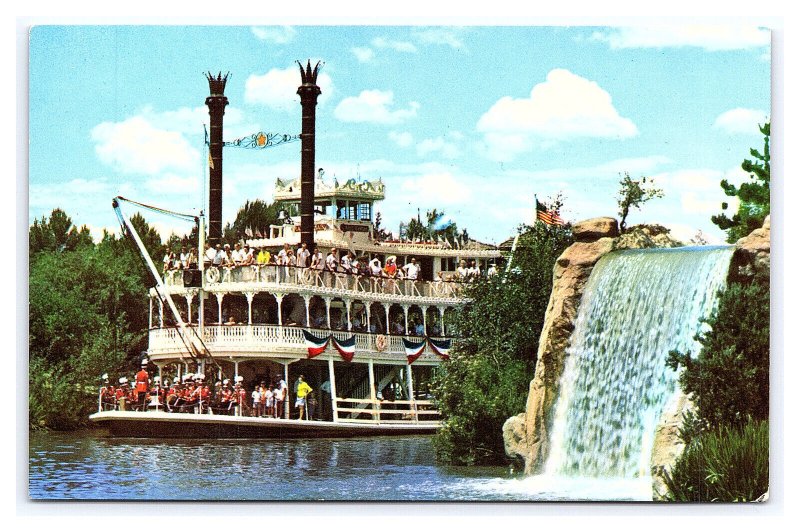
(28, 430, 649, 501)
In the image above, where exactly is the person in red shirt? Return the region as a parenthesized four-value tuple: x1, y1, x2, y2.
(115, 377, 129, 411)
(134, 359, 150, 411)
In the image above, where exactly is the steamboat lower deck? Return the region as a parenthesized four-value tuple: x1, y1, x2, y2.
(90, 411, 437, 438)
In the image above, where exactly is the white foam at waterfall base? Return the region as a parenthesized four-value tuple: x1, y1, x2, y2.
(535, 246, 735, 498)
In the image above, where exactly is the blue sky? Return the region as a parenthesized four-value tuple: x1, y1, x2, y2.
(28, 24, 771, 245)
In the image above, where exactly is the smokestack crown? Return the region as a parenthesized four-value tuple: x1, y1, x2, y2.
(206, 71, 230, 95)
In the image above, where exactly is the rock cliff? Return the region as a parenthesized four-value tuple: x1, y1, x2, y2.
(502, 218, 683, 475)
(503, 215, 771, 498)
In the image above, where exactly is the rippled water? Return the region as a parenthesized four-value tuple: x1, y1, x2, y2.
(29, 430, 649, 501)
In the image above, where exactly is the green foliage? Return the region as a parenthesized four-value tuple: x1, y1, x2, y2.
(223, 199, 285, 243)
(432, 221, 574, 465)
(711, 122, 770, 243)
(29, 210, 153, 430)
(29, 208, 93, 254)
(666, 272, 770, 428)
(663, 419, 769, 502)
(401, 209, 468, 246)
(616, 172, 664, 232)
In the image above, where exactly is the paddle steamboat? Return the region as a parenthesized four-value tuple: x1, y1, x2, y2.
(90, 62, 503, 438)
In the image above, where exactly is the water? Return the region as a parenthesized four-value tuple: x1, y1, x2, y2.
(544, 246, 734, 485)
(29, 430, 651, 501)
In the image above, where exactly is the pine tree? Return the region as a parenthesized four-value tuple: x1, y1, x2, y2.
(711, 122, 770, 243)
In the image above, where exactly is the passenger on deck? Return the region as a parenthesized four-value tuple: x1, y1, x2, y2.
(252, 386, 262, 417)
(264, 384, 275, 418)
(275, 377, 288, 419)
(204, 242, 216, 268)
(310, 247, 323, 271)
(100, 374, 115, 411)
(134, 359, 150, 411)
(116, 378, 130, 411)
(295, 376, 313, 420)
(212, 244, 225, 268)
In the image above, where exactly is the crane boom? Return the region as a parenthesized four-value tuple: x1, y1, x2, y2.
(112, 196, 216, 370)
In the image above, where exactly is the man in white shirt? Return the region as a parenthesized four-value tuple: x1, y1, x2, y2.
(296, 242, 311, 283)
(231, 243, 244, 266)
(204, 243, 216, 268)
(456, 259, 469, 280)
(277, 243, 290, 282)
(212, 244, 225, 267)
(402, 257, 420, 295)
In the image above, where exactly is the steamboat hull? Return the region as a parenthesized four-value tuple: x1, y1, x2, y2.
(90, 411, 437, 438)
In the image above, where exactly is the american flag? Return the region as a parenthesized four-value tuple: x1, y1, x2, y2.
(536, 198, 565, 226)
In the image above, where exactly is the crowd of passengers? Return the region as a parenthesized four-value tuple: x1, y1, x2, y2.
(99, 359, 302, 418)
(163, 242, 497, 283)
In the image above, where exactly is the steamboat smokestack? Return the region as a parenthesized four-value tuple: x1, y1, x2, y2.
(297, 60, 322, 250)
(205, 71, 229, 247)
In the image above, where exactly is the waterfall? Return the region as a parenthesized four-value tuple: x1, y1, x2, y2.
(544, 246, 734, 480)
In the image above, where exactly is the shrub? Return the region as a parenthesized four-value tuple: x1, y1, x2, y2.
(666, 271, 770, 428)
(432, 222, 573, 465)
(664, 419, 769, 502)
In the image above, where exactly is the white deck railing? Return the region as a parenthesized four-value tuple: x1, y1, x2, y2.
(148, 325, 448, 364)
(164, 264, 468, 300)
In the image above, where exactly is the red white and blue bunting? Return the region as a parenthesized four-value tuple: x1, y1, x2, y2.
(331, 335, 356, 363)
(402, 337, 427, 364)
(427, 337, 451, 360)
(304, 330, 451, 363)
(302, 330, 330, 359)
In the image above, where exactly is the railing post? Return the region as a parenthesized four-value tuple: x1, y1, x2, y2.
(368, 358, 378, 422)
(406, 362, 417, 424)
(328, 355, 339, 423)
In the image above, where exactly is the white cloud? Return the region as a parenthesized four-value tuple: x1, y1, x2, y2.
(251, 26, 297, 44)
(388, 131, 414, 148)
(352, 47, 375, 63)
(650, 167, 741, 216)
(371, 37, 417, 53)
(416, 135, 461, 159)
(245, 65, 334, 112)
(400, 172, 472, 204)
(477, 69, 637, 160)
(145, 173, 201, 195)
(334, 90, 420, 124)
(411, 28, 465, 49)
(91, 116, 200, 175)
(590, 25, 770, 51)
(713, 108, 769, 134)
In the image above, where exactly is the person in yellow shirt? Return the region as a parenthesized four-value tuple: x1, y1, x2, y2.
(295, 375, 313, 420)
(256, 248, 271, 265)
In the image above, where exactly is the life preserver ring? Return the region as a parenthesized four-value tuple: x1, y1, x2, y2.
(375, 334, 387, 352)
(206, 267, 220, 283)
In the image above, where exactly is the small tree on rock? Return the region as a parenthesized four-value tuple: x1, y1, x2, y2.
(616, 173, 664, 233)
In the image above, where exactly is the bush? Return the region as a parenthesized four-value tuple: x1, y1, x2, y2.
(664, 419, 769, 502)
(666, 271, 770, 428)
(432, 222, 573, 465)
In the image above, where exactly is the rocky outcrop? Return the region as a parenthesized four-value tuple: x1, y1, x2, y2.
(573, 217, 619, 242)
(650, 392, 695, 501)
(613, 224, 684, 250)
(503, 218, 684, 475)
(503, 218, 618, 473)
(729, 215, 770, 282)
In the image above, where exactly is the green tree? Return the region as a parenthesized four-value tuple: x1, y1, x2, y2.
(29, 210, 154, 429)
(432, 221, 574, 465)
(29, 208, 93, 254)
(616, 173, 664, 233)
(666, 271, 770, 430)
(711, 122, 770, 243)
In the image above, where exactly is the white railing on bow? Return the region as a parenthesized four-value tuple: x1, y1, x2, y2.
(163, 264, 466, 299)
